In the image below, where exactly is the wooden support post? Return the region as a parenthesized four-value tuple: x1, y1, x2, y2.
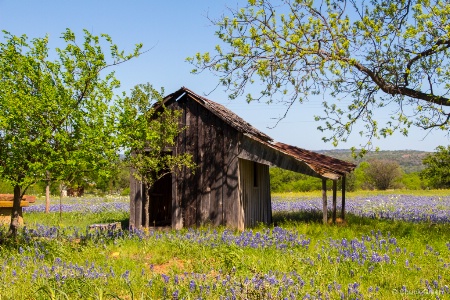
(332, 180, 337, 224)
(322, 178, 327, 224)
(341, 175, 346, 220)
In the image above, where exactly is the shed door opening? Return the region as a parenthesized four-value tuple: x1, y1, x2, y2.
(147, 172, 172, 226)
(239, 159, 271, 228)
(142, 151, 173, 227)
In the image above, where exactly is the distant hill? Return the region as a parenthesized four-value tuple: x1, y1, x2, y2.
(317, 149, 431, 173)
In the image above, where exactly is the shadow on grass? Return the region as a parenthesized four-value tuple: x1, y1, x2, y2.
(273, 209, 450, 241)
(273, 210, 324, 225)
(273, 210, 388, 226)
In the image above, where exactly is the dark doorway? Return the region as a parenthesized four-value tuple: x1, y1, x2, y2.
(145, 172, 172, 226)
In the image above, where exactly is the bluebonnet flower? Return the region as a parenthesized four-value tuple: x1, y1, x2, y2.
(272, 195, 450, 223)
(190, 280, 196, 291)
(161, 274, 170, 283)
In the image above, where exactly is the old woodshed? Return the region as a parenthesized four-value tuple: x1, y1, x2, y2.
(129, 87, 356, 230)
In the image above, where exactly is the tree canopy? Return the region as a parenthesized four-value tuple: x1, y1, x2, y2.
(0, 29, 142, 234)
(189, 0, 450, 151)
(421, 145, 450, 188)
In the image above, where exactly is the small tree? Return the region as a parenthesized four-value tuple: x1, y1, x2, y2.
(365, 160, 403, 190)
(0, 29, 142, 235)
(118, 83, 195, 228)
(420, 145, 450, 188)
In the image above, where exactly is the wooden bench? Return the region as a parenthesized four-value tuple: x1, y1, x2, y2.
(0, 195, 32, 225)
(0, 194, 36, 203)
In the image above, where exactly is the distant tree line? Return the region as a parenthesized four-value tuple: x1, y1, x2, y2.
(0, 160, 131, 196)
(270, 146, 450, 192)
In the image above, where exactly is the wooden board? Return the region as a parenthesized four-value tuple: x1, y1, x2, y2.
(0, 201, 29, 208)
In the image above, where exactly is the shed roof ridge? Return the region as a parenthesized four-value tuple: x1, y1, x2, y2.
(177, 87, 273, 142)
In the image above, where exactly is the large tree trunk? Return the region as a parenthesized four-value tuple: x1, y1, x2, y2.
(45, 172, 50, 213)
(8, 184, 22, 237)
(144, 186, 150, 228)
(45, 182, 50, 213)
(59, 183, 64, 221)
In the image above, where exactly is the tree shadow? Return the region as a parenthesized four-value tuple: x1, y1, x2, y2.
(272, 210, 324, 225)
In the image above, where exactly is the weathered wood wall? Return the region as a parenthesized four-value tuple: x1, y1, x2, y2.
(172, 95, 241, 228)
(239, 159, 272, 228)
(129, 166, 142, 230)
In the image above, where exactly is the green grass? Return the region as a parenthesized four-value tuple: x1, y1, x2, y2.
(0, 192, 449, 299)
(273, 188, 450, 199)
(23, 210, 130, 229)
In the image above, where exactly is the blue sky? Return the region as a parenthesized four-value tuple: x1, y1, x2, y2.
(1, 1, 448, 151)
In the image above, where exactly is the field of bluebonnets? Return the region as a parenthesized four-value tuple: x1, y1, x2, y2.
(1, 191, 449, 299)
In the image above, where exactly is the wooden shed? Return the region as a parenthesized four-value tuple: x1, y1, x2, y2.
(129, 87, 356, 230)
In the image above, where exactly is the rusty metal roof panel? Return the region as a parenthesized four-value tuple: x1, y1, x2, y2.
(273, 142, 356, 177)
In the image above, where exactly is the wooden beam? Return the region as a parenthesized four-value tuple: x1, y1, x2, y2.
(341, 175, 346, 220)
(239, 135, 323, 179)
(322, 178, 327, 224)
(332, 180, 337, 224)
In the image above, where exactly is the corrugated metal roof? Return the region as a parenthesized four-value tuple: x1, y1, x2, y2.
(165, 87, 356, 178)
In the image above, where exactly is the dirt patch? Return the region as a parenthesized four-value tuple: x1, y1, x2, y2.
(150, 258, 188, 274)
(328, 217, 347, 226)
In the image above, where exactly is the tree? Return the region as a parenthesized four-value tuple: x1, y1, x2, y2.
(401, 172, 424, 190)
(420, 145, 450, 188)
(365, 159, 403, 190)
(188, 0, 450, 151)
(0, 29, 142, 235)
(93, 160, 131, 194)
(340, 161, 370, 191)
(118, 83, 195, 228)
(269, 167, 323, 192)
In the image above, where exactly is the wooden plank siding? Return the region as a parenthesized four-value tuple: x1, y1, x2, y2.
(169, 95, 241, 229)
(223, 124, 242, 229)
(197, 105, 225, 226)
(181, 98, 197, 227)
(176, 100, 187, 228)
(211, 112, 224, 226)
(129, 168, 142, 230)
(238, 159, 272, 228)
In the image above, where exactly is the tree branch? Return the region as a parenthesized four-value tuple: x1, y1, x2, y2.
(403, 39, 450, 87)
(340, 55, 450, 106)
